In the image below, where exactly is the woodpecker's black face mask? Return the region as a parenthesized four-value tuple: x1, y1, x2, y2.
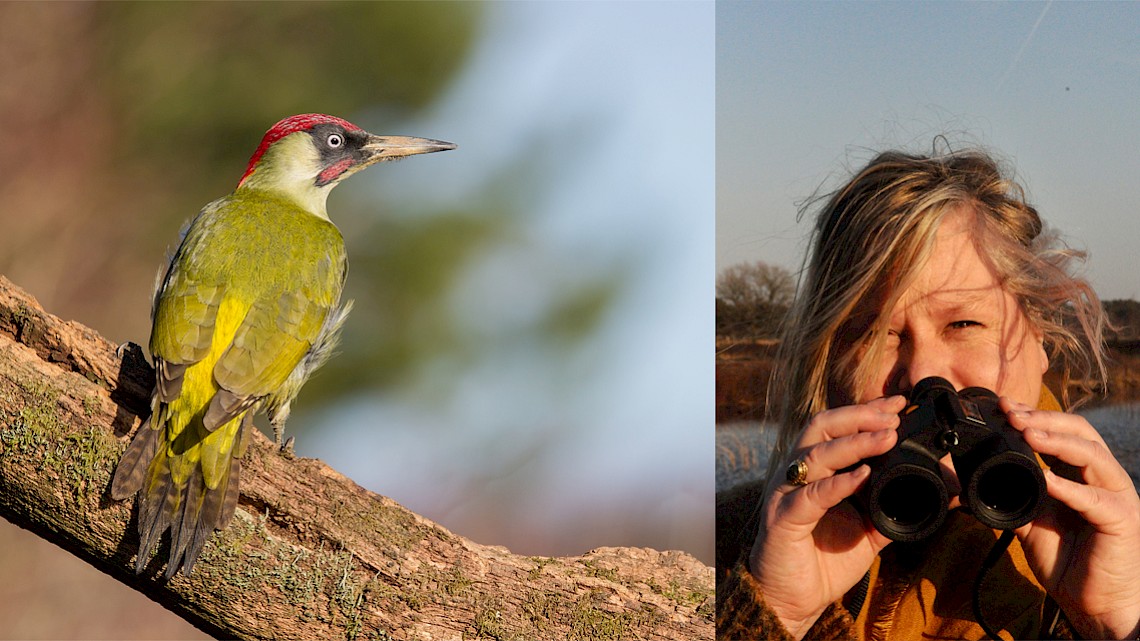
(308, 124, 370, 187)
(855, 376, 1047, 542)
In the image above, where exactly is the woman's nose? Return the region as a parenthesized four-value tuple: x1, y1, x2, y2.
(897, 339, 957, 393)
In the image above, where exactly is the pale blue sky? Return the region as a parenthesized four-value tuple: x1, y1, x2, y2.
(304, 2, 715, 561)
(718, 1, 1140, 300)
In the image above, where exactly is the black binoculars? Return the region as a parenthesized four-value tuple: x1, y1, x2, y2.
(858, 376, 1046, 542)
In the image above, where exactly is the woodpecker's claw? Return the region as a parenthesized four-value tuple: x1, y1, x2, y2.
(271, 420, 295, 457)
(116, 341, 144, 361)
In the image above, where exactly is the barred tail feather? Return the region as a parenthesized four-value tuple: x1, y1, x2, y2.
(135, 450, 177, 574)
(110, 415, 161, 500)
(127, 419, 247, 577)
(166, 466, 206, 578)
(178, 438, 243, 576)
(215, 415, 252, 530)
(217, 435, 243, 528)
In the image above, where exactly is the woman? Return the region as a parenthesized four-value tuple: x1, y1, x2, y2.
(716, 149, 1140, 640)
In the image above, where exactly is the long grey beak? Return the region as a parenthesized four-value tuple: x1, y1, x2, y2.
(361, 135, 457, 161)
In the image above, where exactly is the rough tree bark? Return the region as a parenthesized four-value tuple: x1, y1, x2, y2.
(0, 275, 713, 640)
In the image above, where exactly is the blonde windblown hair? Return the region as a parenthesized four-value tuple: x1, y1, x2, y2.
(764, 148, 1107, 483)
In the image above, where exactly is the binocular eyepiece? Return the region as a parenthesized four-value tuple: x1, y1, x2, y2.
(859, 376, 1046, 542)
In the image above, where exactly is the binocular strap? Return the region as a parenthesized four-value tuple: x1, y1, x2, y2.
(844, 529, 1020, 640)
(844, 570, 871, 619)
(972, 529, 1016, 640)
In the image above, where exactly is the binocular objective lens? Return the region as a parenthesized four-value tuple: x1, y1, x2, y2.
(879, 475, 942, 528)
(976, 464, 1036, 517)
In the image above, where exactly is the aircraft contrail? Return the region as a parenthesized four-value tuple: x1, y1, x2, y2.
(997, 0, 1053, 91)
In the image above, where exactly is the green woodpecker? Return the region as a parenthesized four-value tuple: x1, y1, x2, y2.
(111, 113, 455, 577)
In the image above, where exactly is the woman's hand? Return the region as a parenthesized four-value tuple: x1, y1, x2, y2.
(1004, 399, 1140, 640)
(749, 395, 906, 639)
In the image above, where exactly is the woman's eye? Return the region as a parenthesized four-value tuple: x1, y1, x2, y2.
(949, 320, 980, 330)
(327, 133, 344, 148)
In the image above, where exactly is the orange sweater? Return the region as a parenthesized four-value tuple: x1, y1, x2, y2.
(716, 389, 1078, 640)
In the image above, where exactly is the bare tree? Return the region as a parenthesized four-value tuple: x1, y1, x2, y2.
(715, 262, 794, 338)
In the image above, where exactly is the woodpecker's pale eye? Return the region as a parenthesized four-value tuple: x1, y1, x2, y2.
(326, 133, 344, 149)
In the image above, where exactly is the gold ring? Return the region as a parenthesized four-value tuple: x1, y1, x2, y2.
(785, 458, 809, 487)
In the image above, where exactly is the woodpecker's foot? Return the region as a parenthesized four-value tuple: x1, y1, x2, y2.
(272, 424, 295, 457)
(116, 341, 145, 361)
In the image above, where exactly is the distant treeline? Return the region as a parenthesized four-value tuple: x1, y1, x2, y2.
(717, 260, 1140, 342)
(715, 261, 793, 339)
(1105, 299, 1140, 342)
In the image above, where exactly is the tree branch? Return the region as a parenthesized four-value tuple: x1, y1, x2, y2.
(0, 275, 713, 640)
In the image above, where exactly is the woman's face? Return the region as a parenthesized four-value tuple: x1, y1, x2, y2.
(856, 206, 1049, 406)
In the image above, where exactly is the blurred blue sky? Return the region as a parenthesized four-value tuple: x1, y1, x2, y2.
(718, 1, 1140, 300)
(298, 2, 714, 560)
